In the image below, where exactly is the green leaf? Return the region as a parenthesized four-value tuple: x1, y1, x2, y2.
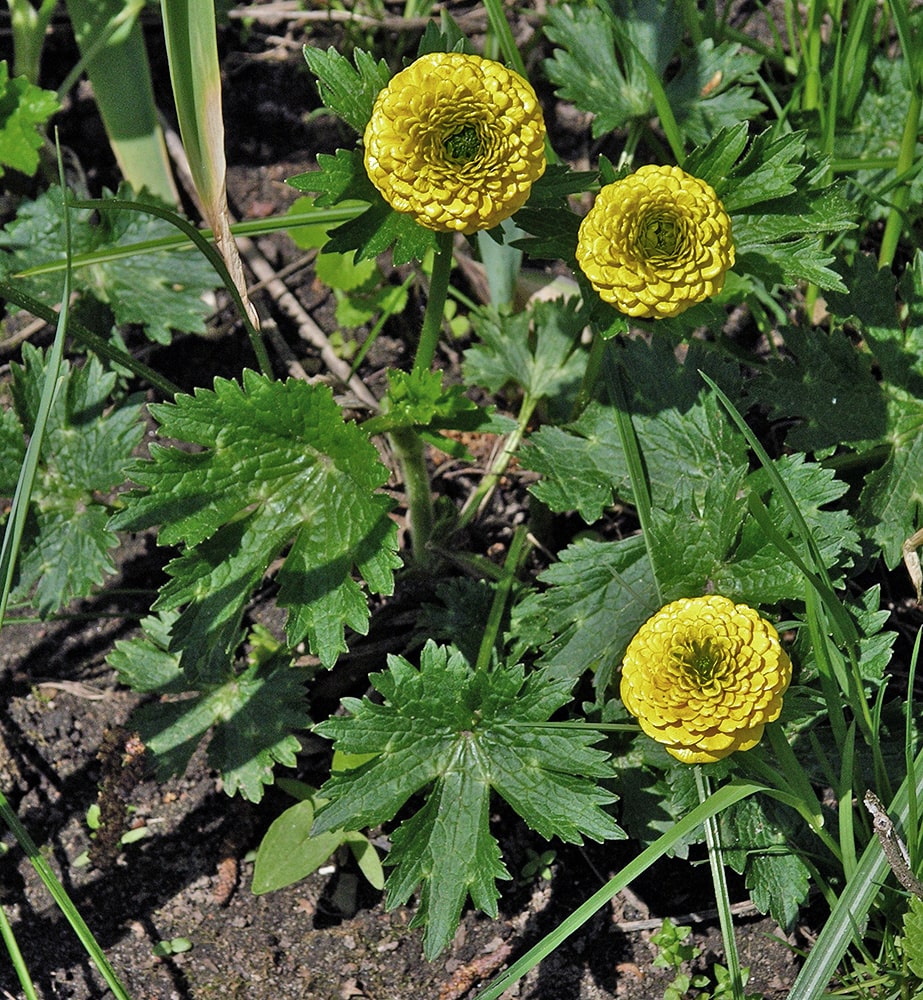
(746, 325, 887, 451)
(415, 15, 473, 56)
(129, 655, 309, 802)
(108, 610, 188, 694)
(252, 797, 346, 893)
(858, 386, 923, 567)
(0, 405, 26, 494)
(718, 796, 812, 930)
(514, 535, 656, 692)
(4, 345, 144, 613)
(838, 251, 923, 391)
(414, 578, 496, 668)
(543, 0, 680, 137)
(543, 4, 762, 147)
(109, 372, 400, 669)
(288, 148, 438, 265)
(663, 39, 765, 147)
(0, 60, 59, 178)
(345, 830, 386, 890)
(731, 454, 860, 597)
(715, 129, 808, 212)
(903, 895, 923, 980)
(464, 298, 587, 405)
(302, 45, 391, 134)
(362, 369, 493, 437)
(0, 185, 217, 344)
(712, 131, 858, 293)
(109, 612, 309, 800)
(683, 123, 750, 193)
(312, 642, 622, 957)
(525, 337, 746, 522)
(646, 468, 749, 601)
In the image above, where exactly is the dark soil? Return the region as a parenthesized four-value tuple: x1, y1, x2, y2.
(2, 5, 814, 999)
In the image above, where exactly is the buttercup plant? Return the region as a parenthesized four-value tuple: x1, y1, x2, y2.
(2, 2, 923, 998)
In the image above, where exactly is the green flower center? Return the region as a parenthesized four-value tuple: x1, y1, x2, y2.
(674, 638, 722, 687)
(637, 211, 683, 260)
(444, 125, 481, 162)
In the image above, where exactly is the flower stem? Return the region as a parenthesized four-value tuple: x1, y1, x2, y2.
(394, 231, 455, 566)
(413, 230, 454, 377)
(695, 768, 746, 1000)
(390, 426, 435, 567)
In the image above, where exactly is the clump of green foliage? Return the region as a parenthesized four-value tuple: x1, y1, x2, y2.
(2, 1, 923, 998)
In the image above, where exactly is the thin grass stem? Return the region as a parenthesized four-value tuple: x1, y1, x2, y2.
(474, 526, 528, 672)
(0, 900, 38, 1000)
(0, 790, 133, 1000)
(696, 768, 745, 1000)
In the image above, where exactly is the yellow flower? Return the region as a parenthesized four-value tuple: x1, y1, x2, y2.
(576, 165, 734, 319)
(363, 52, 546, 235)
(620, 595, 791, 764)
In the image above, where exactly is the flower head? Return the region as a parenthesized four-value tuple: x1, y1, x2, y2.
(620, 595, 791, 764)
(576, 165, 734, 319)
(363, 52, 546, 235)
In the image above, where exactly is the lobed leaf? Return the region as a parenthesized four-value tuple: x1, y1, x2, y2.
(313, 642, 622, 956)
(289, 148, 438, 265)
(110, 372, 399, 669)
(4, 346, 144, 613)
(0, 61, 59, 178)
(302, 45, 391, 135)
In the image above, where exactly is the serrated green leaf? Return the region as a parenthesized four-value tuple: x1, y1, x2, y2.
(859, 386, 923, 568)
(683, 123, 750, 193)
(663, 40, 765, 147)
(903, 895, 923, 979)
(131, 657, 309, 802)
(0, 61, 59, 178)
(252, 798, 346, 893)
(312, 642, 621, 956)
(746, 325, 886, 451)
(719, 796, 812, 930)
(464, 298, 587, 403)
(0, 185, 217, 344)
(841, 251, 923, 391)
(288, 149, 438, 265)
(516, 535, 656, 691)
(110, 372, 399, 668)
(107, 611, 188, 694)
(850, 586, 897, 683)
(543, 0, 679, 137)
(302, 45, 391, 134)
(4, 346, 144, 613)
(525, 338, 746, 522)
(646, 468, 749, 601)
(730, 454, 860, 598)
(386, 753, 509, 958)
(0, 405, 26, 494)
(415, 15, 473, 56)
(719, 129, 808, 212)
(362, 369, 491, 437)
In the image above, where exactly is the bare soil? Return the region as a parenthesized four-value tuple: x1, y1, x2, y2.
(0, 5, 834, 999)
